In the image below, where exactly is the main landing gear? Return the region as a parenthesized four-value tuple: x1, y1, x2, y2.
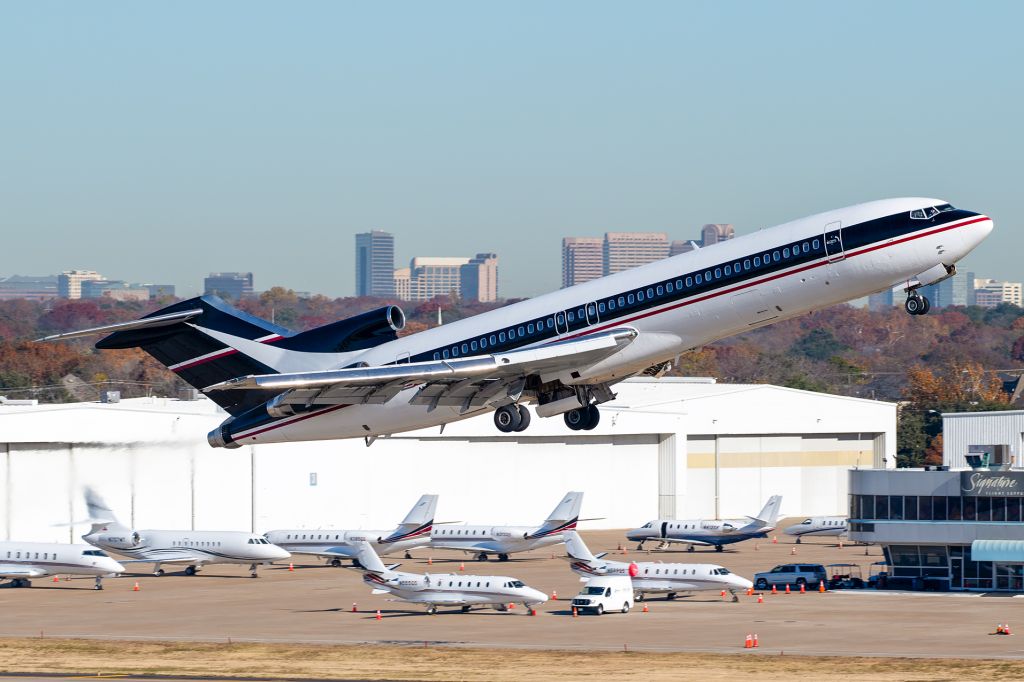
(564, 404, 600, 431)
(905, 292, 931, 316)
(494, 404, 531, 433)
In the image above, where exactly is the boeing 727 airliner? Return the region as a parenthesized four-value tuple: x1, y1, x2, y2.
(41, 199, 993, 447)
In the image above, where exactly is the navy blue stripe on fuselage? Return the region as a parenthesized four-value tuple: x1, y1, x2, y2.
(409, 208, 977, 364)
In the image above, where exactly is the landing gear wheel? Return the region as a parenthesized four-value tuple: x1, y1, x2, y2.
(581, 404, 600, 431)
(905, 293, 930, 315)
(426, 605, 437, 615)
(666, 592, 677, 601)
(184, 565, 197, 576)
(635, 593, 645, 602)
(795, 537, 802, 544)
(687, 545, 695, 553)
(94, 577, 103, 591)
(714, 545, 724, 553)
(477, 552, 489, 561)
(331, 558, 342, 567)
(513, 404, 531, 432)
(154, 569, 165, 577)
(494, 405, 522, 433)
(461, 605, 471, 613)
(405, 551, 413, 559)
(498, 553, 509, 562)
(636, 543, 645, 551)
(564, 407, 589, 430)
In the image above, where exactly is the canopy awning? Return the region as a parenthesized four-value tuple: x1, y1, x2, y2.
(971, 540, 1024, 562)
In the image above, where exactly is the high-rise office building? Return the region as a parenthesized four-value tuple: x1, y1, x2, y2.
(204, 272, 253, 301)
(974, 279, 1023, 308)
(603, 232, 670, 276)
(700, 224, 735, 246)
(561, 237, 604, 288)
(460, 253, 499, 302)
(81, 280, 150, 302)
(355, 230, 396, 297)
(58, 270, 105, 299)
(670, 240, 697, 257)
(919, 270, 976, 308)
(406, 257, 470, 301)
(392, 267, 411, 301)
(868, 288, 896, 311)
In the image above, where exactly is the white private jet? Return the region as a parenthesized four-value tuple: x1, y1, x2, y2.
(783, 516, 848, 543)
(264, 494, 438, 565)
(562, 531, 753, 601)
(82, 488, 290, 577)
(0, 541, 124, 590)
(351, 541, 548, 615)
(41, 199, 993, 447)
(626, 495, 783, 552)
(430, 491, 583, 561)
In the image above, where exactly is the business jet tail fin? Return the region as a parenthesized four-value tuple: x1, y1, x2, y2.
(382, 494, 438, 544)
(744, 495, 783, 530)
(83, 486, 129, 535)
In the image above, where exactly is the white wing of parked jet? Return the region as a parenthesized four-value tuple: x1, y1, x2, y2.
(0, 565, 45, 578)
(203, 328, 637, 411)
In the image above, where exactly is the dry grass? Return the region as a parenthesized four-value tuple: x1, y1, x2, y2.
(0, 638, 1022, 681)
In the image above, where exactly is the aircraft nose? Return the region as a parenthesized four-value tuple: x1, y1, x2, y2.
(526, 588, 549, 604)
(734, 575, 754, 589)
(108, 559, 126, 574)
(271, 546, 291, 560)
(962, 214, 994, 252)
(625, 529, 647, 541)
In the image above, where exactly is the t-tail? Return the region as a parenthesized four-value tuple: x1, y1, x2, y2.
(562, 531, 609, 575)
(526, 491, 583, 539)
(38, 295, 405, 418)
(83, 487, 128, 536)
(352, 541, 399, 589)
(380, 494, 438, 544)
(742, 495, 783, 532)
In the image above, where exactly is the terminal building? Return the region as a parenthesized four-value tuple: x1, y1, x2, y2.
(0, 378, 895, 543)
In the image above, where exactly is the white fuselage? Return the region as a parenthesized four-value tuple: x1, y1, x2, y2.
(222, 198, 992, 445)
(364, 569, 548, 609)
(784, 517, 848, 538)
(82, 527, 290, 567)
(0, 541, 124, 581)
(429, 525, 568, 556)
(263, 529, 429, 559)
(570, 557, 753, 595)
(626, 519, 773, 547)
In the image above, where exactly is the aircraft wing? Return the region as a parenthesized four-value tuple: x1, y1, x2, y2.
(0, 565, 46, 578)
(663, 537, 714, 546)
(428, 541, 506, 553)
(118, 557, 206, 564)
(202, 328, 638, 412)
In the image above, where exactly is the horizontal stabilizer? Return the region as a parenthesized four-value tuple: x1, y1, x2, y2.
(36, 309, 204, 342)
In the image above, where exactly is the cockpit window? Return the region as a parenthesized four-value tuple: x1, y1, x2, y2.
(801, 518, 812, 525)
(911, 205, 950, 220)
(510, 580, 524, 588)
(936, 203, 955, 212)
(82, 550, 108, 557)
(642, 522, 653, 528)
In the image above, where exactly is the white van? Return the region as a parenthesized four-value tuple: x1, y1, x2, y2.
(571, 575, 634, 615)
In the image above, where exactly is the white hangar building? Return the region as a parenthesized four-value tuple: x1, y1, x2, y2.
(0, 379, 895, 542)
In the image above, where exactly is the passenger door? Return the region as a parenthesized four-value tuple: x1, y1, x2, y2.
(824, 221, 845, 263)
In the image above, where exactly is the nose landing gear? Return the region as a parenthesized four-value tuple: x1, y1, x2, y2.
(905, 293, 931, 316)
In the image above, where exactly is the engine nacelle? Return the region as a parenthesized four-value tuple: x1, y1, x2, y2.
(282, 305, 405, 353)
(96, 531, 142, 550)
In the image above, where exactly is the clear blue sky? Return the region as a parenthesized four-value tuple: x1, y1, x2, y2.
(1, 1, 1020, 298)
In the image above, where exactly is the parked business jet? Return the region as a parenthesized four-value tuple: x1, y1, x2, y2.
(783, 516, 848, 543)
(562, 531, 752, 601)
(41, 199, 992, 448)
(627, 495, 783, 552)
(81, 488, 290, 577)
(351, 541, 547, 615)
(430, 491, 582, 561)
(0, 541, 124, 590)
(264, 494, 437, 565)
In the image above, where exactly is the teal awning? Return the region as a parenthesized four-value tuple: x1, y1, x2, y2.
(971, 540, 1024, 562)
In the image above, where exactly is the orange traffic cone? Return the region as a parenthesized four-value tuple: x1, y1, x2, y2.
(753, 633, 759, 648)
(785, 584, 791, 595)
(132, 581, 140, 592)
(459, 562, 465, 571)
(744, 634, 752, 649)
(572, 607, 578, 618)
(771, 584, 777, 595)
(720, 590, 727, 598)
(819, 580, 826, 593)
(757, 594, 764, 604)
(800, 583, 806, 594)
(530, 609, 537, 616)
(746, 587, 753, 596)
(288, 563, 294, 572)
(996, 624, 1005, 634)
(52, 576, 59, 583)
(1005, 623, 1013, 635)
(351, 602, 358, 613)
(508, 602, 515, 610)
(642, 603, 649, 613)
(551, 590, 558, 600)
(375, 610, 382, 621)
(838, 540, 844, 549)
(772, 536, 778, 544)
(428, 556, 433, 565)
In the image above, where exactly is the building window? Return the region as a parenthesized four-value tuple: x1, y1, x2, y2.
(904, 495, 918, 521)
(875, 495, 889, 519)
(889, 495, 904, 520)
(918, 496, 932, 521)
(948, 496, 962, 520)
(932, 496, 948, 521)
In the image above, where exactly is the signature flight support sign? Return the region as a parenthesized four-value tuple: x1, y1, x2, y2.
(960, 472, 1024, 497)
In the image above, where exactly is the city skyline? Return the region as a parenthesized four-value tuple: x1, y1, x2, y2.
(1, 3, 1020, 298)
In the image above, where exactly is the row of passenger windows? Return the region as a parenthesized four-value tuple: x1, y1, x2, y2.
(437, 579, 523, 588)
(7, 550, 59, 560)
(435, 528, 487, 536)
(430, 237, 825, 361)
(174, 540, 222, 547)
(287, 534, 343, 541)
(640, 566, 732, 576)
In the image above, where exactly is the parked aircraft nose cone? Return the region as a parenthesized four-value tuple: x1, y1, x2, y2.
(271, 546, 292, 561)
(734, 575, 754, 589)
(526, 588, 549, 604)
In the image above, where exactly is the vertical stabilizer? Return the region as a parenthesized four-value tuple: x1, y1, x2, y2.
(382, 494, 438, 543)
(83, 487, 128, 535)
(754, 495, 783, 527)
(527, 491, 583, 538)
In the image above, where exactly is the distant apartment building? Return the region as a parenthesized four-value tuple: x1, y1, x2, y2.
(460, 253, 499, 302)
(355, 230, 395, 297)
(700, 224, 735, 246)
(204, 272, 253, 302)
(670, 240, 697, 257)
(974, 279, 1023, 308)
(58, 270, 105, 299)
(561, 237, 603, 288)
(404, 257, 470, 301)
(0, 275, 58, 301)
(392, 267, 411, 301)
(603, 232, 670, 276)
(81, 279, 151, 302)
(867, 287, 896, 311)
